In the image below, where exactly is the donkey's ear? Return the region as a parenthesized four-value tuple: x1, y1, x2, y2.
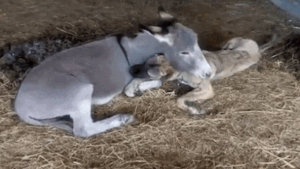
(159, 11, 175, 22)
(148, 25, 169, 35)
(148, 26, 163, 33)
(158, 6, 175, 21)
(139, 24, 168, 35)
(157, 7, 176, 28)
(138, 24, 154, 34)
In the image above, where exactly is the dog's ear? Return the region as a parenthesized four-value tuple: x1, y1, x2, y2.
(147, 67, 162, 78)
(222, 37, 244, 50)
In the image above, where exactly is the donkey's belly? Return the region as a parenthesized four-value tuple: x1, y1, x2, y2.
(91, 76, 133, 104)
(91, 66, 133, 105)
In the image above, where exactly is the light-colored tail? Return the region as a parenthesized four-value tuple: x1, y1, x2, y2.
(259, 33, 279, 53)
(259, 28, 290, 54)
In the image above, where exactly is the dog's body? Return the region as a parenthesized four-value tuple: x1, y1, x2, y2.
(174, 38, 262, 114)
(125, 37, 270, 114)
(14, 11, 213, 137)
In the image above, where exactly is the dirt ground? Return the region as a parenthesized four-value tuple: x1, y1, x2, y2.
(1, 0, 300, 168)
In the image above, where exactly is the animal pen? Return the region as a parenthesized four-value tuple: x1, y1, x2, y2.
(1, 0, 300, 168)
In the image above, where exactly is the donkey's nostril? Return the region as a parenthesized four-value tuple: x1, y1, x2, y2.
(205, 73, 212, 78)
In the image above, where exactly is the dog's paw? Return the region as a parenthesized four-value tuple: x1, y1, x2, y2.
(124, 89, 136, 97)
(188, 106, 206, 115)
(134, 90, 144, 96)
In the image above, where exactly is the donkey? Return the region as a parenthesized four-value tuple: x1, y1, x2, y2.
(125, 36, 276, 114)
(14, 10, 212, 137)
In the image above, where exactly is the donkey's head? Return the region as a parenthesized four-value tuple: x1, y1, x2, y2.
(145, 10, 212, 79)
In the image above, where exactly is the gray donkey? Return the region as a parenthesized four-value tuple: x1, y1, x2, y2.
(14, 10, 212, 137)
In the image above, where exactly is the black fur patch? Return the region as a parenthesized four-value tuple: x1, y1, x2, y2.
(129, 63, 151, 78)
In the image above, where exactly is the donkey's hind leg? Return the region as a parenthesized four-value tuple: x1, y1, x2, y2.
(73, 112, 136, 137)
(71, 84, 136, 137)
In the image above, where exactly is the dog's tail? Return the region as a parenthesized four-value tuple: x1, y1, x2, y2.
(259, 26, 290, 54)
(29, 115, 73, 133)
(259, 34, 280, 53)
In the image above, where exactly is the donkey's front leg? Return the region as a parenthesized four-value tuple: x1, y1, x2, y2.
(177, 80, 214, 115)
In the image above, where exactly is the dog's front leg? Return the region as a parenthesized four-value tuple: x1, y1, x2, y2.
(124, 78, 146, 97)
(177, 80, 215, 115)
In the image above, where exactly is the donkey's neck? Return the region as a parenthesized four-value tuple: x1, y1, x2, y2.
(120, 32, 165, 66)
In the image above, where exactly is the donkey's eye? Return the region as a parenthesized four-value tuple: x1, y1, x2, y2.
(180, 51, 189, 55)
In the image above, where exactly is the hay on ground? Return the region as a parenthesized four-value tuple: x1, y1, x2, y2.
(1, 59, 300, 168)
